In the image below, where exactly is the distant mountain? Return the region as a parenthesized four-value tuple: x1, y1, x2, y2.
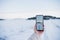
(27, 15, 58, 20)
(0, 19, 5, 20)
(56, 17, 60, 19)
(27, 17, 36, 20)
(44, 15, 56, 20)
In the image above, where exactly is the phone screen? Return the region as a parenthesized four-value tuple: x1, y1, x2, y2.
(36, 15, 43, 22)
(36, 15, 44, 31)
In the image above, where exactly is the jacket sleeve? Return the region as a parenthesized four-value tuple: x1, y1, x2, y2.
(28, 33, 39, 40)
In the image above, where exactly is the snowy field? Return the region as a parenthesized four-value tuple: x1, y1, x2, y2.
(0, 19, 60, 40)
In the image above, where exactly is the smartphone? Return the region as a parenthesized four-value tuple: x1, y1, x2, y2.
(36, 15, 44, 31)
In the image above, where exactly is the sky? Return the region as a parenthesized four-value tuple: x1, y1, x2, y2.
(0, 0, 60, 19)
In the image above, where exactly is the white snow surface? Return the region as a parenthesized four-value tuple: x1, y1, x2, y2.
(0, 19, 60, 40)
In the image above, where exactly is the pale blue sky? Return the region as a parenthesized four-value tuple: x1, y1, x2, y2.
(0, 0, 60, 19)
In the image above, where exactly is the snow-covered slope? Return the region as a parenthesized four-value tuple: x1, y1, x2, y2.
(43, 19, 60, 40)
(0, 19, 35, 40)
(0, 19, 60, 40)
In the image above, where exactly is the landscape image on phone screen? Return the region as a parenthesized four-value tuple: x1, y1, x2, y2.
(36, 15, 43, 23)
(37, 23, 43, 30)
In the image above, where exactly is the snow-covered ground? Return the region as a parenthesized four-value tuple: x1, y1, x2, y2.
(0, 19, 60, 40)
(43, 19, 60, 40)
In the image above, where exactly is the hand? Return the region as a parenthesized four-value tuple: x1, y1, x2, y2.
(34, 24, 44, 36)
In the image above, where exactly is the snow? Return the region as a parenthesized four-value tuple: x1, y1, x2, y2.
(43, 19, 60, 40)
(0, 19, 60, 40)
(0, 19, 35, 40)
